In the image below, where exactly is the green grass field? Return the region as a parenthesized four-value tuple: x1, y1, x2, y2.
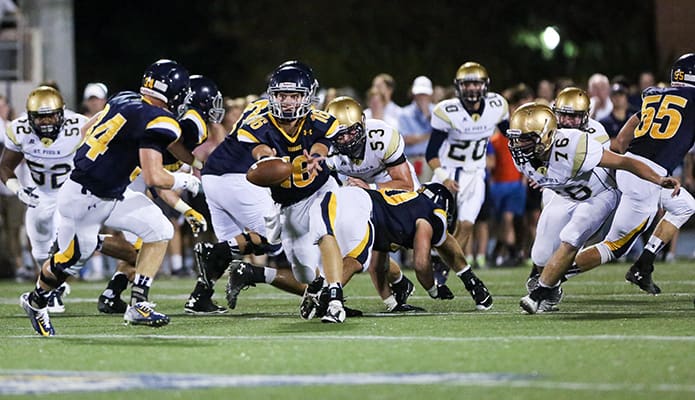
(1, 261, 693, 399)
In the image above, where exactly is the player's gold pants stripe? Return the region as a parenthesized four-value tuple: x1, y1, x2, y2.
(606, 218, 649, 252)
(347, 220, 374, 265)
(53, 236, 81, 268)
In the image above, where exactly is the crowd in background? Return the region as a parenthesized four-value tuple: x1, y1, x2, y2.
(1, 67, 694, 282)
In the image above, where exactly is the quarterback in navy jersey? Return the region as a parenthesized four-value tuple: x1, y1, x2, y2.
(19, 60, 202, 336)
(574, 53, 695, 296)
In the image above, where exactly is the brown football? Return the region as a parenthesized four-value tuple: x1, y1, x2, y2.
(246, 157, 292, 187)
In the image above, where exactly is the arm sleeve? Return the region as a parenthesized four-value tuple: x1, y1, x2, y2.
(426, 128, 447, 162)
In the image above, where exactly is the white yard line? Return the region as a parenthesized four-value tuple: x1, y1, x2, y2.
(0, 370, 693, 394)
(7, 333, 695, 342)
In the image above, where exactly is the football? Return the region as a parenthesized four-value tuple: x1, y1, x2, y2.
(246, 157, 292, 187)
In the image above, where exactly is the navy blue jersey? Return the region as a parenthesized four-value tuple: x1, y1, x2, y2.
(628, 86, 695, 174)
(237, 108, 339, 206)
(162, 108, 207, 170)
(203, 99, 269, 176)
(367, 189, 448, 252)
(71, 91, 181, 199)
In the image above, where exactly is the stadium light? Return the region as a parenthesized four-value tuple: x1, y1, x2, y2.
(541, 26, 560, 51)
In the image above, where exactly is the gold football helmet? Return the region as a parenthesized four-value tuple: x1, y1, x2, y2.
(506, 102, 557, 165)
(325, 96, 366, 159)
(552, 87, 590, 129)
(454, 62, 489, 103)
(26, 86, 65, 142)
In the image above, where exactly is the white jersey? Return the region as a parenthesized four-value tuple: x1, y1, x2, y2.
(327, 119, 419, 189)
(516, 128, 616, 201)
(430, 93, 509, 171)
(586, 118, 610, 148)
(5, 110, 87, 195)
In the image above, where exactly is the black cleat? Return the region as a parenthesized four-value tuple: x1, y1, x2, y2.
(98, 295, 128, 314)
(461, 273, 493, 310)
(184, 294, 227, 315)
(225, 261, 256, 309)
(390, 276, 415, 305)
(431, 284, 455, 300)
(389, 303, 426, 313)
(625, 264, 661, 295)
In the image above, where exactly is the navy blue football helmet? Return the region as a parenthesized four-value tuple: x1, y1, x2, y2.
(140, 59, 191, 118)
(189, 75, 225, 124)
(267, 61, 318, 120)
(418, 182, 458, 234)
(671, 53, 695, 87)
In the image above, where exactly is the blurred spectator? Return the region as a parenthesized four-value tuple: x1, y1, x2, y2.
(81, 82, 108, 117)
(0, 94, 25, 279)
(399, 75, 434, 182)
(0, 0, 17, 29)
(222, 97, 247, 133)
(599, 83, 637, 138)
(370, 73, 402, 129)
(629, 71, 655, 110)
(588, 73, 612, 120)
(536, 79, 555, 103)
(432, 84, 455, 103)
(364, 87, 399, 129)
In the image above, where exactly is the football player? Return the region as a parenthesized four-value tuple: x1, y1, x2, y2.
(508, 103, 680, 314)
(426, 62, 509, 276)
(573, 53, 695, 295)
(217, 60, 345, 312)
(19, 59, 201, 336)
(320, 96, 423, 313)
(96, 74, 223, 315)
(0, 86, 87, 313)
(305, 183, 493, 323)
(182, 77, 308, 314)
(190, 61, 341, 314)
(525, 87, 612, 289)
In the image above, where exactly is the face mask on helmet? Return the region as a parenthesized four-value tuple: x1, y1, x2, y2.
(189, 75, 225, 124)
(325, 96, 366, 159)
(140, 59, 192, 119)
(333, 123, 366, 159)
(454, 62, 489, 104)
(670, 53, 695, 87)
(267, 64, 317, 121)
(418, 182, 458, 234)
(507, 102, 557, 167)
(26, 86, 65, 142)
(552, 87, 590, 129)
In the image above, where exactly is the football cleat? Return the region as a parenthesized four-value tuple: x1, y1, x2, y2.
(461, 272, 493, 310)
(225, 261, 256, 309)
(389, 303, 426, 313)
(47, 282, 70, 314)
(300, 275, 325, 320)
(520, 285, 562, 314)
(390, 275, 415, 305)
(20, 292, 54, 336)
(98, 295, 128, 314)
(432, 284, 455, 300)
(625, 264, 661, 295)
(321, 300, 346, 323)
(123, 302, 170, 327)
(184, 293, 227, 315)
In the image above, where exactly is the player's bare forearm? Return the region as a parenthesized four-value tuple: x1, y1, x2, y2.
(610, 114, 638, 153)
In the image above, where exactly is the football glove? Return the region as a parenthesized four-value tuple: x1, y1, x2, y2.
(171, 172, 201, 196)
(184, 208, 207, 234)
(9, 178, 40, 208)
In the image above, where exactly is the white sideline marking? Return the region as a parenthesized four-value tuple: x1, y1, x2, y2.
(7, 333, 695, 342)
(0, 370, 693, 394)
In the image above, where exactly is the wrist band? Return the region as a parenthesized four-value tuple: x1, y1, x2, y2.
(173, 198, 192, 214)
(433, 167, 449, 182)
